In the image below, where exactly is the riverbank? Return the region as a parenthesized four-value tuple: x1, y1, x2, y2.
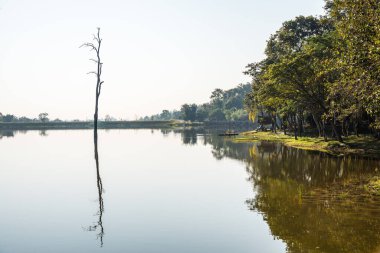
(0, 120, 255, 130)
(0, 120, 203, 130)
(236, 131, 380, 197)
(235, 131, 380, 158)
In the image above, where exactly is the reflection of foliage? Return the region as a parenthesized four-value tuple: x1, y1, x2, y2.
(39, 130, 48, 136)
(0, 130, 28, 139)
(245, 143, 380, 187)
(247, 177, 380, 253)
(198, 132, 380, 253)
(208, 136, 250, 161)
(160, 129, 171, 137)
(0, 130, 15, 138)
(243, 143, 380, 253)
(180, 129, 198, 145)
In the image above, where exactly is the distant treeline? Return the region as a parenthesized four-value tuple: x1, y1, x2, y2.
(0, 112, 54, 123)
(243, 0, 380, 140)
(0, 120, 203, 131)
(141, 83, 251, 122)
(0, 113, 118, 123)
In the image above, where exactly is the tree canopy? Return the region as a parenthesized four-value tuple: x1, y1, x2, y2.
(244, 0, 380, 140)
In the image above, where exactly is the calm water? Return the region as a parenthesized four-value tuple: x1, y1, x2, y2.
(0, 129, 380, 253)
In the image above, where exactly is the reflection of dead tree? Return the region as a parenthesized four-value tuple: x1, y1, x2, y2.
(39, 130, 48, 136)
(80, 27, 104, 142)
(86, 137, 105, 247)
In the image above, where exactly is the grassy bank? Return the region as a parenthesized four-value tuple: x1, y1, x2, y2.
(236, 131, 380, 197)
(235, 131, 380, 158)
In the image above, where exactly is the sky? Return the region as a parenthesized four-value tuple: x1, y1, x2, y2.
(0, 0, 325, 120)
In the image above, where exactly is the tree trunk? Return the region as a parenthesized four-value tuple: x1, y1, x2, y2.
(272, 114, 277, 133)
(293, 115, 298, 140)
(94, 94, 99, 143)
(341, 120, 346, 137)
(354, 120, 359, 137)
(332, 117, 343, 142)
(312, 113, 321, 137)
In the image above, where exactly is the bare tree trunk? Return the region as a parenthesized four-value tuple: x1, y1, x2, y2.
(94, 96, 99, 142)
(81, 28, 104, 141)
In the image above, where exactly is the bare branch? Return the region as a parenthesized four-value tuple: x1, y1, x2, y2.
(89, 58, 98, 63)
(80, 43, 98, 52)
(87, 71, 98, 75)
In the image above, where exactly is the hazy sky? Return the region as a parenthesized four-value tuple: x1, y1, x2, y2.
(0, 0, 325, 120)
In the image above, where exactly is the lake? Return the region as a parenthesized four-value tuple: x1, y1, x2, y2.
(0, 129, 380, 253)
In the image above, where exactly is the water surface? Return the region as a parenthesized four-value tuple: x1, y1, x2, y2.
(0, 129, 379, 253)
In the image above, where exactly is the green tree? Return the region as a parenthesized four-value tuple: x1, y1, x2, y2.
(209, 109, 226, 121)
(2, 114, 16, 122)
(196, 106, 208, 121)
(330, 0, 380, 131)
(181, 104, 197, 121)
(160, 110, 171, 120)
(38, 113, 49, 122)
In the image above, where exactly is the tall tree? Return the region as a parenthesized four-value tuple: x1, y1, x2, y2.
(38, 112, 49, 122)
(181, 104, 198, 122)
(330, 0, 380, 131)
(81, 28, 104, 140)
(82, 28, 105, 247)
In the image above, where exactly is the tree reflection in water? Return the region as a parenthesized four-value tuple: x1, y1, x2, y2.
(87, 136, 105, 247)
(181, 128, 198, 145)
(170, 128, 380, 253)
(0, 130, 15, 138)
(244, 144, 380, 253)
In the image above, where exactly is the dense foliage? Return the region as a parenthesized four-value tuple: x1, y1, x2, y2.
(244, 0, 380, 140)
(142, 83, 251, 122)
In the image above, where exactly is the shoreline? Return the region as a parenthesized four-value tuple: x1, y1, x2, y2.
(0, 120, 203, 130)
(235, 131, 380, 196)
(0, 120, 254, 131)
(235, 131, 380, 159)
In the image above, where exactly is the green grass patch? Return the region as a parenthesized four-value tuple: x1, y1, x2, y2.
(235, 131, 332, 153)
(235, 131, 380, 158)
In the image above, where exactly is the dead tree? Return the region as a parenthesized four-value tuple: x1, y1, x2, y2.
(81, 28, 105, 247)
(81, 27, 104, 141)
